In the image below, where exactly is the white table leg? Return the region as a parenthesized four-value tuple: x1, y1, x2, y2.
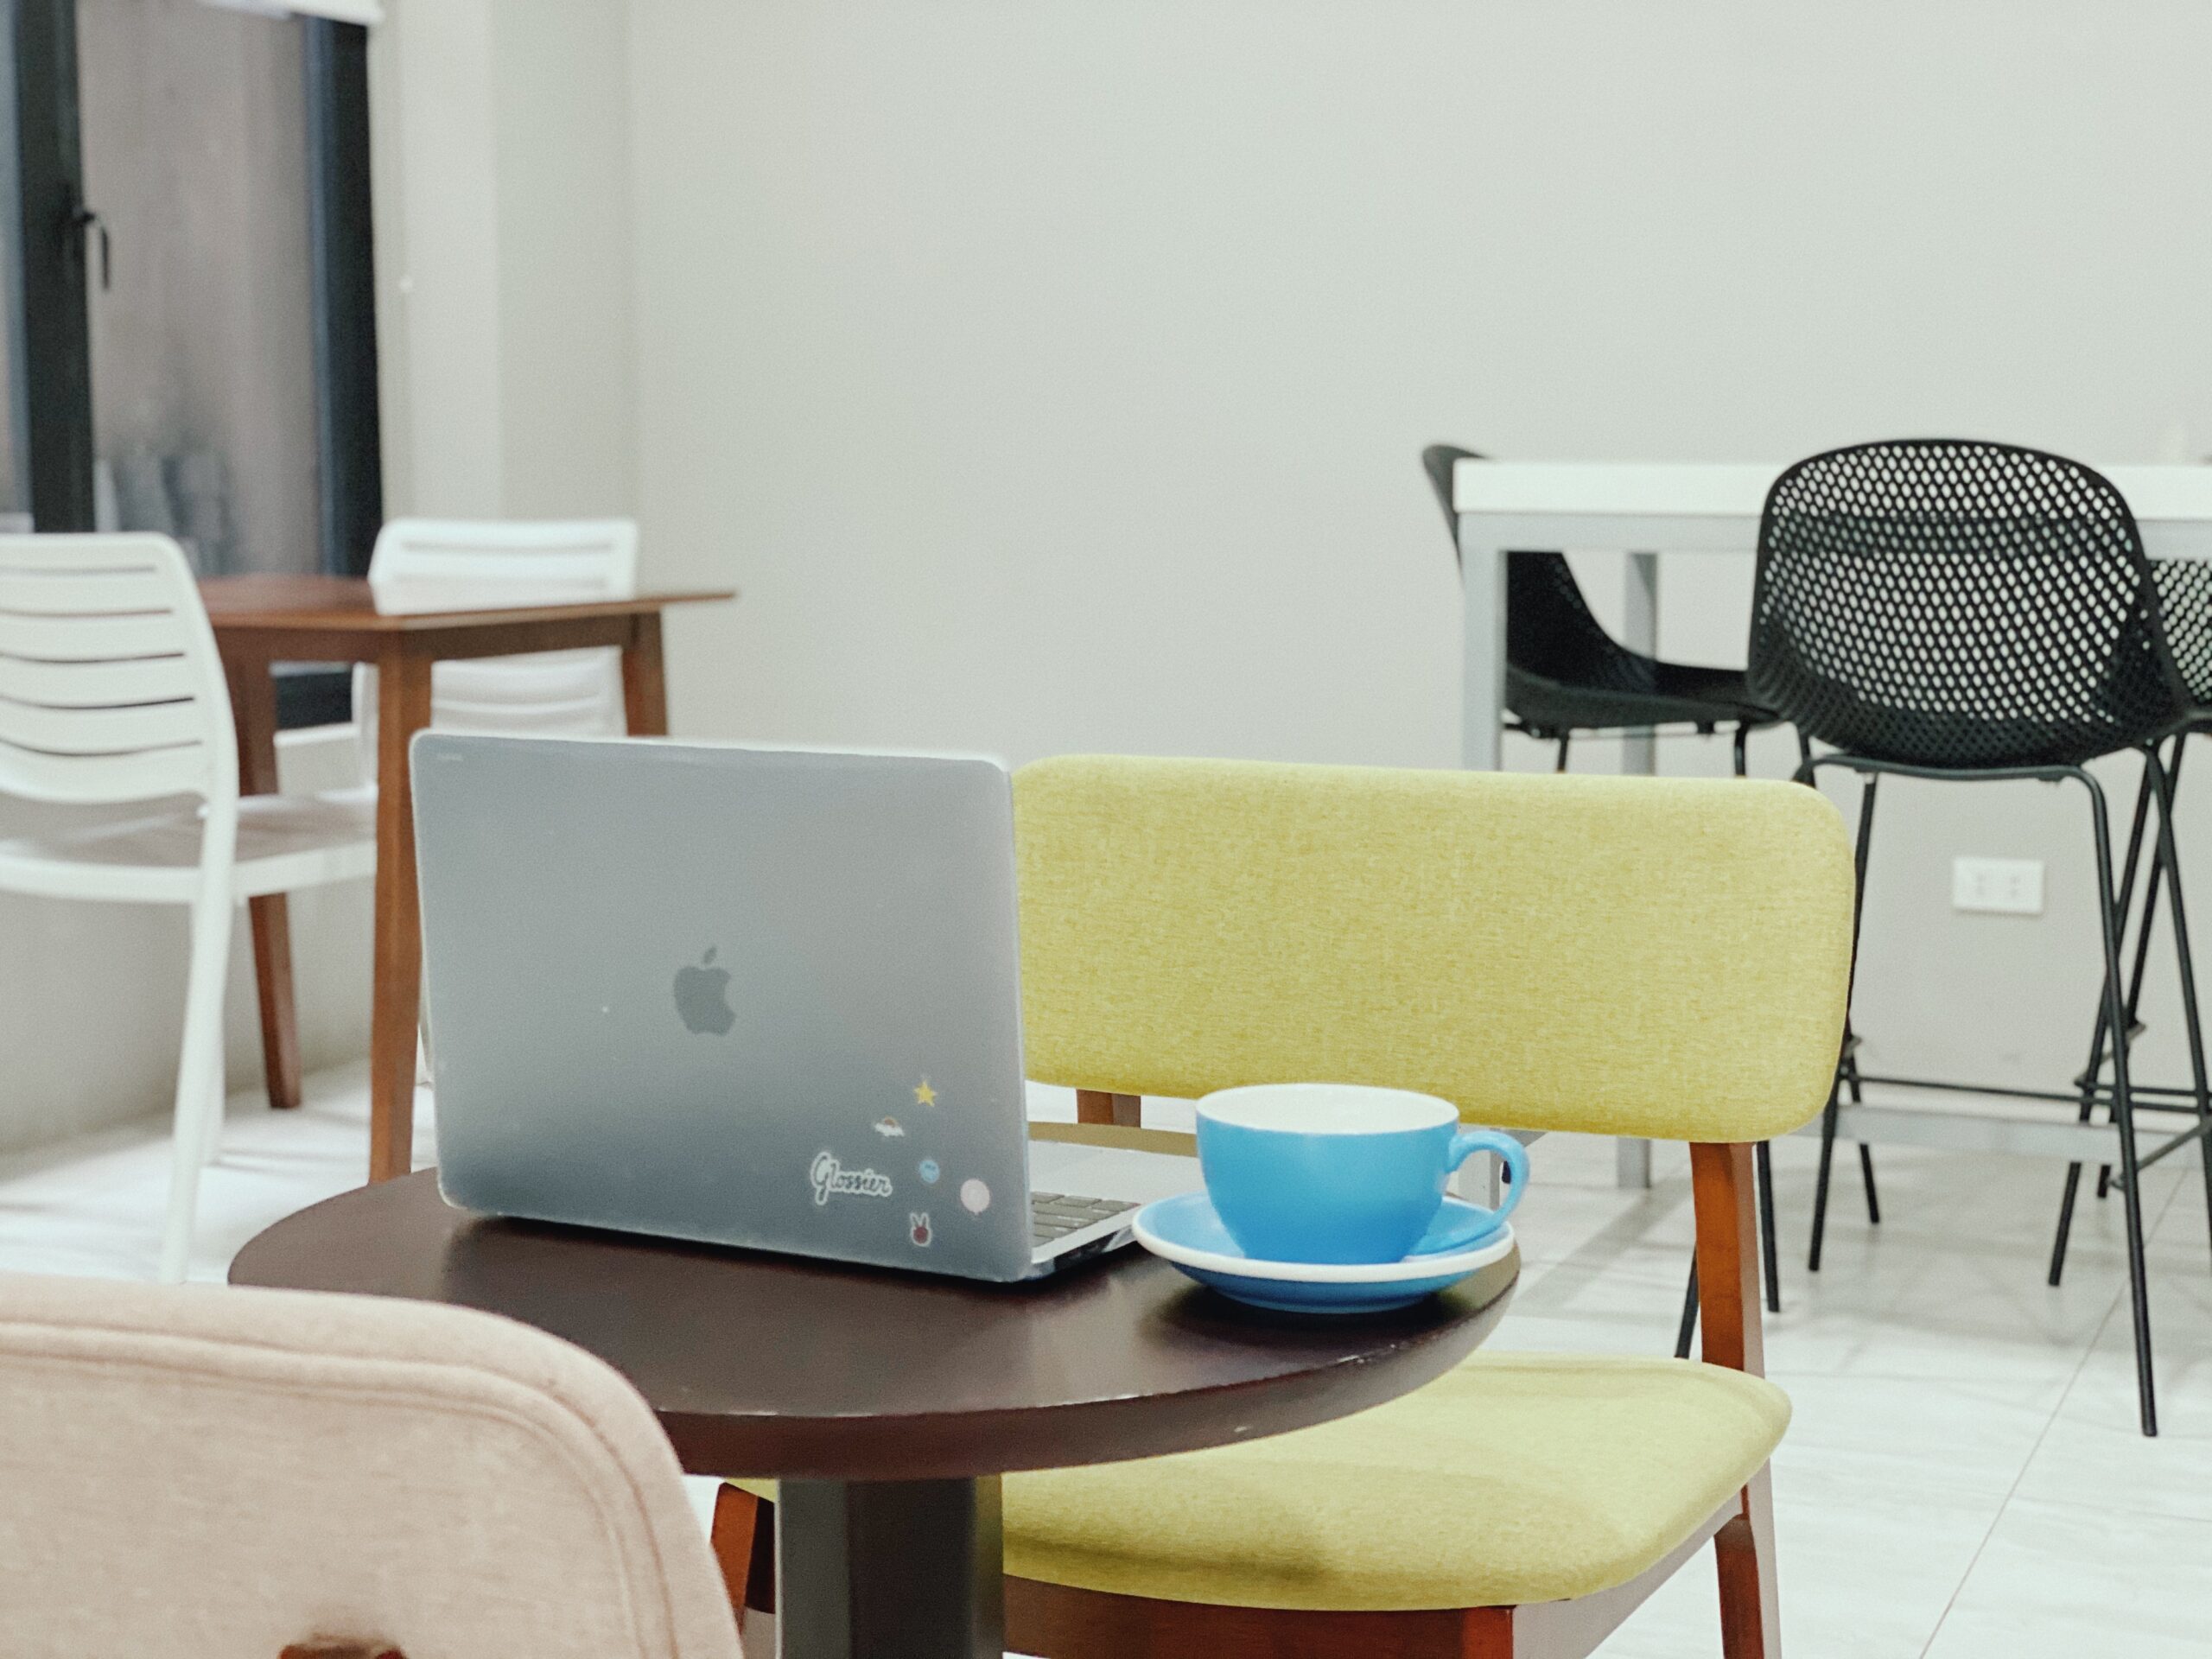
(1459, 520, 1645, 1187)
(1615, 550, 1661, 1192)
(1453, 1140, 1532, 1211)
(1623, 551, 1659, 776)
(1458, 520, 1506, 772)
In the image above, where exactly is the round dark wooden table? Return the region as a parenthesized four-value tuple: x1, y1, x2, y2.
(232, 1169, 1520, 1659)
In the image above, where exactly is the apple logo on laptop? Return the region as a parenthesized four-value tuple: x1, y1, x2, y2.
(673, 946, 736, 1035)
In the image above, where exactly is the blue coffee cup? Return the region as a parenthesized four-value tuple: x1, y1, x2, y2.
(1195, 1083, 1528, 1265)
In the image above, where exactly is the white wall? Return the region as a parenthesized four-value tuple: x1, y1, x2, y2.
(489, 0, 639, 516)
(372, 0, 636, 519)
(624, 0, 2212, 1095)
(22, 3, 2207, 1153)
(369, 0, 499, 516)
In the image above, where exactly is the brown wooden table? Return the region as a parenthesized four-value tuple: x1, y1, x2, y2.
(232, 1169, 1519, 1659)
(200, 575, 734, 1181)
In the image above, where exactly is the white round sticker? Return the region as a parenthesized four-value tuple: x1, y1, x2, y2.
(960, 1178, 991, 1215)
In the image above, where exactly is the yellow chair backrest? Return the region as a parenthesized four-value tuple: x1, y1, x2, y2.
(1014, 755, 1854, 1144)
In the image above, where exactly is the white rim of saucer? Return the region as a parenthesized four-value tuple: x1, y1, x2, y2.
(1133, 1195, 1516, 1284)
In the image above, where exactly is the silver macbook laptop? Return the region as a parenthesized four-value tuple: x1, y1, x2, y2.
(410, 734, 1197, 1281)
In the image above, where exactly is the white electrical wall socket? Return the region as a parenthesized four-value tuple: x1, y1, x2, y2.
(1952, 856, 2045, 916)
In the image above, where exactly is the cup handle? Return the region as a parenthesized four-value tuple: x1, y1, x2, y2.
(1408, 1128, 1529, 1255)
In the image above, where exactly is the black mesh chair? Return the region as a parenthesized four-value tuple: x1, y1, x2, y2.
(1423, 446, 1784, 773)
(1424, 444, 1877, 1351)
(1750, 437, 2212, 1436)
(2046, 558, 2212, 1277)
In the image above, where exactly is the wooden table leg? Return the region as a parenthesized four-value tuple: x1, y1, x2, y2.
(223, 653, 302, 1110)
(368, 654, 434, 1183)
(622, 611, 669, 735)
(778, 1477, 1002, 1659)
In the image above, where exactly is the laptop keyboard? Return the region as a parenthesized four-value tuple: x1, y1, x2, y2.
(1031, 1192, 1138, 1248)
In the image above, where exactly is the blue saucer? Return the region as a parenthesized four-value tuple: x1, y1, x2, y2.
(1133, 1191, 1516, 1314)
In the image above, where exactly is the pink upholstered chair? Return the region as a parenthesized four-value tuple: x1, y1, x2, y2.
(0, 1272, 741, 1659)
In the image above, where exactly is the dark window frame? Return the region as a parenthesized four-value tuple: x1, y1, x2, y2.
(4, 0, 93, 531)
(305, 18, 380, 582)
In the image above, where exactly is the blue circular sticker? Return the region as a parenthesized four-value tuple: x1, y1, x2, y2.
(918, 1158, 941, 1185)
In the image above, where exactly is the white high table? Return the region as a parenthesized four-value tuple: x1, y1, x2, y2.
(1454, 461, 2212, 1188)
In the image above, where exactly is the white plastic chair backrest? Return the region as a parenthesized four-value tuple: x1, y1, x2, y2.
(0, 533, 237, 807)
(0, 1271, 744, 1659)
(354, 518, 638, 761)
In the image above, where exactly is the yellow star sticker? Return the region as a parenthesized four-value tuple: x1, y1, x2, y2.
(913, 1079, 938, 1107)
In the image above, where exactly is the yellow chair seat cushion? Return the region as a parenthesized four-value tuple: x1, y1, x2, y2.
(1000, 1351, 1787, 1612)
(724, 1353, 1787, 1612)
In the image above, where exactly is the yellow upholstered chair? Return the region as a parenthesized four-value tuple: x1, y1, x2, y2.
(718, 755, 1853, 1658)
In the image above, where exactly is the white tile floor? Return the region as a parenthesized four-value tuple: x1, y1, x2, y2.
(4, 1069, 2211, 1656)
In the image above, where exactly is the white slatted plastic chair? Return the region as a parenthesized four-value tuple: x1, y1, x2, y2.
(353, 518, 639, 763)
(0, 536, 375, 1281)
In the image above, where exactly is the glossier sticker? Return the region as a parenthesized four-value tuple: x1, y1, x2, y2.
(810, 1151, 893, 1206)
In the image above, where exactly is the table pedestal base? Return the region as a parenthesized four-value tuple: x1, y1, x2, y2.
(778, 1477, 1004, 1659)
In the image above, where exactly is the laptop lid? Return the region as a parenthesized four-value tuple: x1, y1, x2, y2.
(410, 734, 1039, 1281)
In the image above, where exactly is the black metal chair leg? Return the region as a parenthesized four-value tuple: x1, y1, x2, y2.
(2050, 1160, 2088, 1288)
(2118, 735, 2185, 1031)
(2052, 753, 2156, 1283)
(2144, 742, 2212, 1268)
(1808, 1092, 1840, 1273)
(1555, 734, 1571, 773)
(2113, 1082, 2158, 1438)
(1810, 768, 1878, 1273)
(1732, 725, 1750, 778)
(2055, 741, 2184, 1276)
(1675, 1261, 1699, 1360)
(2101, 742, 2178, 1204)
(1756, 1140, 1781, 1313)
(2074, 767, 2158, 1435)
(1840, 1049, 1879, 1224)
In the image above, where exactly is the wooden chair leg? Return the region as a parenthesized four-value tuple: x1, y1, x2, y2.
(1713, 1466, 1779, 1659)
(224, 652, 302, 1110)
(1075, 1090, 1143, 1127)
(247, 895, 303, 1109)
(715, 1487, 778, 1613)
(710, 1484, 779, 1616)
(1459, 1605, 1515, 1656)
(1694, 1141, 1779, 1656)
